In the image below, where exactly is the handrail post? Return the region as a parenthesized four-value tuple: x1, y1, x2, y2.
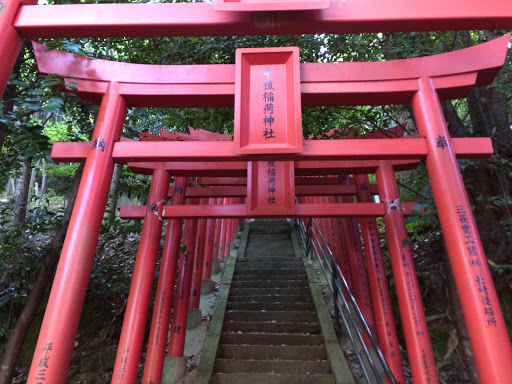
(305, 218, 313, 258)
(331, 256, 341, 336)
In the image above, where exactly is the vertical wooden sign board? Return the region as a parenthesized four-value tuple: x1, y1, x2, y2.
(235, 47, 301, 215)
(234, 47, 302, 154)
(247, 161, 295, 215)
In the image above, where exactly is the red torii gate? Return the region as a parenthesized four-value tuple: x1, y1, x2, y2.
(53, 124, 406, 382)
(22, 34, 512, 384)
(0, 0, 511, 382)
(117, 127, 415, 383)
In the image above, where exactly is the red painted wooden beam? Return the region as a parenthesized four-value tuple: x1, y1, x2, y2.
(51, 137, 493, 164)
(159, 129, 232, 141)
(131, 162, 246, 177)
(31, 35, 510, 107)
(184, 184, 380, 198)
(128, 159, 422, 177)
(49, 141, 422, 174)
(185, 186, 247, 198)
(199, 177, 247, 186)
(197, 176, 354, 186)
(139, 130, 232, 142)
(119, 202, 421, 219)
(16, 2, 512, 39)
(296, 159, 422, 175)
(111, 138, 494, 162)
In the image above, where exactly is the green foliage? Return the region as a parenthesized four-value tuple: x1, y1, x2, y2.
(180, 245, 191, 260)
(0, 198, 66, 337)
(88, 218, 143, 302)
(46, 163, 80, 178)
(43, 120, 86, 144)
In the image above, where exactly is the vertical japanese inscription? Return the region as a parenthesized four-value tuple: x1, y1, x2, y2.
(35, 343, 52, 384)
(154, 291, 165, 346)
(435, 135, 448, 149)
(401, 254, 425, 336)
(117, 348, 128, 383)
(456, 205, 480, 266)
(92, 137, 107, 152)
(456, 205, 496, 326)
(368, 221, 397, 357)
(262, 68, 276, 140)
(267, 161, 277, 205)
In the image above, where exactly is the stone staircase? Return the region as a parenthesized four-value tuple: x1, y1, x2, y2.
(210, 220, 339, 384)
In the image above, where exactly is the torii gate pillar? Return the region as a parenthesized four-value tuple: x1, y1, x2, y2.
(27, 82, 126, 383)
(412, 77, 512, 383)
(0, 0, 37, 98)
(111, 166, 170, 384)
(376, 163, 437, 383)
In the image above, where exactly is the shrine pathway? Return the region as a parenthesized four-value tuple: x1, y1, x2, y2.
(196, 219, 354, 384)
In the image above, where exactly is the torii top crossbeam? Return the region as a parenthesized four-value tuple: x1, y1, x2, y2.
(13, 0, 512, 38)
(32, 36, 509, 108)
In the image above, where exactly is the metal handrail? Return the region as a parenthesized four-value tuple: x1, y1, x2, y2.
(296, 217, 398, 384)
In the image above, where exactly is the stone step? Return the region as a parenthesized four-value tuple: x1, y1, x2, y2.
(230, 288, 311, 296)
(248, 238, 292, 243)
(222, 321, 321, 334)
(249, 224, 291, 235)
(244, 239, 293, 244)
(233, 269, 306, 276)
(230, 280, 308, 289)
(215, 359, 331, 375)
(235, 267, 304, 274)
(235, 264, 304, 271)
(247, 234, 291, 240)
(245, 248, 295, 259)
(238, 256, 300, 261)
(246, 239, 292, 245)
(220, 332, 325, 346)
(240, 254, 300, 260)
(241, 255, 298, 261)
(228, 294, 312, 303)
(231, 275, 307, 283)
(212, 373, 335, 384)
(226, 302, 316, 312)
(235, 261, 304, 269)
(224, 311, 319, 323)
(218, 344, 327, 360)
(247, 235, 291, 241)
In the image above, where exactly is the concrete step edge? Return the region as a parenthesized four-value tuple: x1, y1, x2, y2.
(211, 373, 336, 384)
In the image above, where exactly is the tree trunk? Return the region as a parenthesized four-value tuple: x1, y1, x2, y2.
(4, 178, 14, 198)
(104, 114, 124, 224)
(37, 158, 47, 207)
(28, 160, 39, 195)
(105, 163, 121, 223)
(11, 157, 32, 226)
(441, 100, 466, 138)
(29, 160, 38, 194)
(0, 163, 84, 384)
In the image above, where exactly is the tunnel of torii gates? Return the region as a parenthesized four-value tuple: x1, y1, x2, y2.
(1, 1, 512, 383)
